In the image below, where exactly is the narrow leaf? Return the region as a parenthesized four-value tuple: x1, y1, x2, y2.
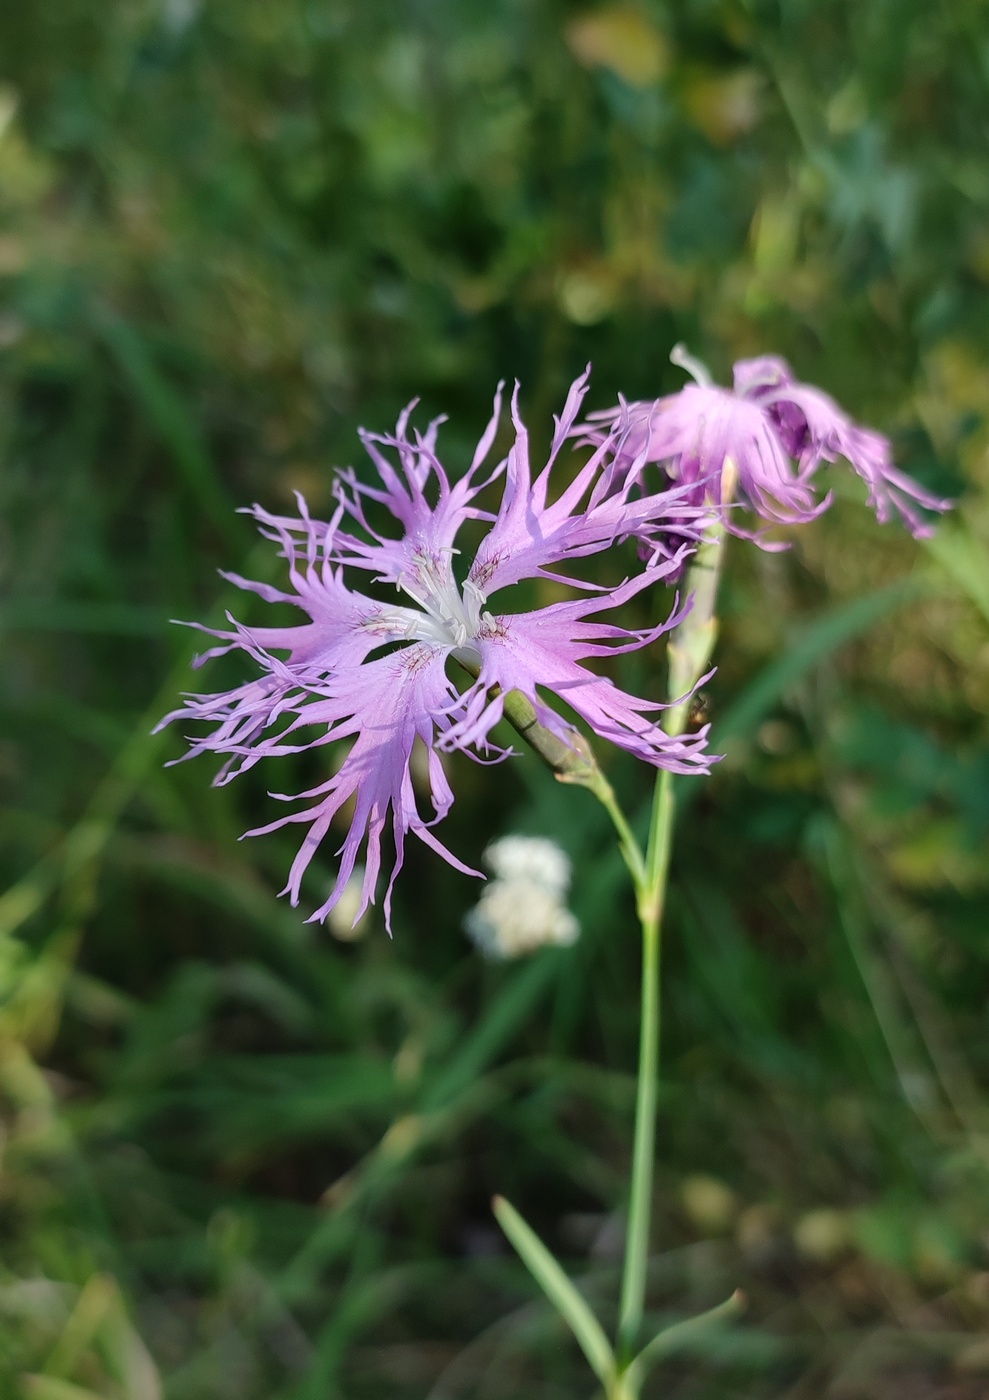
(42, 1275, 115, 1381)
(923, 517, 989, 624)
(94, 310, 238, 545)
(626, 1289, 745, 1390)
(22, 1377, 107, 1400)
(492, 1195, 615, 1385)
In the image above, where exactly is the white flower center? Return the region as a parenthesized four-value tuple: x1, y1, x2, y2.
(391, 546, 494, 657)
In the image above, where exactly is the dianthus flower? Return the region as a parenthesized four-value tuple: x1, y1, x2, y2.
(581, 345, 951, 543)
(158, 371, 714, 930)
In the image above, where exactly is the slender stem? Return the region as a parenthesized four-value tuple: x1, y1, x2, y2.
(616, 482, 733, 1369)
(593, 774, 648, 892)
(617, 871, 662, 1356)
(618, 767, 675, 1359)
(608, 1375, 638, 1400)
(644, 761, 676, 913)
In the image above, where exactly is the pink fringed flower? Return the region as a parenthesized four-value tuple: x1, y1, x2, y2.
(158, 370, 714, 931)
(582, 345, 951, 543)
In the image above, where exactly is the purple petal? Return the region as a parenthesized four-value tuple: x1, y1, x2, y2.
(761, 382, 952, 536)
(437, 571, 714, 774)
(469, 376, 709, 596)
(243, 645, 482, 932)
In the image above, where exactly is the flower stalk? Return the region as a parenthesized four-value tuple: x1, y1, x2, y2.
(492, 683, 647, 888)
(452, 634, 648, 874)
(617, 475, 732, 1371)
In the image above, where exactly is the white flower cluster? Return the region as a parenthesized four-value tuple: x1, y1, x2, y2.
(464, 836, 580, 960)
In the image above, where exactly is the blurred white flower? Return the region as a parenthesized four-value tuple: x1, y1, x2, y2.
(327, 865, 371, 941)
(465, 837, 579, 959)
(483, 835, 572, 897)
(161, 0, 201, 33)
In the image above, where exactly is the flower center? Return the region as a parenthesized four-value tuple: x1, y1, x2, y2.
(396, 546, 492, 654)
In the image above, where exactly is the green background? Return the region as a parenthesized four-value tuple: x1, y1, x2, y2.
(1, 1, 988, 1395)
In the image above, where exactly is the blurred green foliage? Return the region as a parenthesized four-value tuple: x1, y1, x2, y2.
(1, 1, 989, 1396)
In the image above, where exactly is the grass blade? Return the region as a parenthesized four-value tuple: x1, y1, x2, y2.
(22, 1379, 108, 1400)
(923, 517, 989, 624)
(94, 310, 238, 546)
(715, 575, 928, 744)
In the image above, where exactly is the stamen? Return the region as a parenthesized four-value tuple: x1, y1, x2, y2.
(670, 342, 714, 389)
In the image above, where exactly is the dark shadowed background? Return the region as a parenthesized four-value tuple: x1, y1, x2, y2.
(1, 2, 988, 1396)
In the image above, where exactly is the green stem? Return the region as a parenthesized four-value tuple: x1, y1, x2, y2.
(592, 773, 648, 892)
(617, 860, 663, 1358)
(616, 485, 732, 1367)
(617, 766, 676, 1360)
